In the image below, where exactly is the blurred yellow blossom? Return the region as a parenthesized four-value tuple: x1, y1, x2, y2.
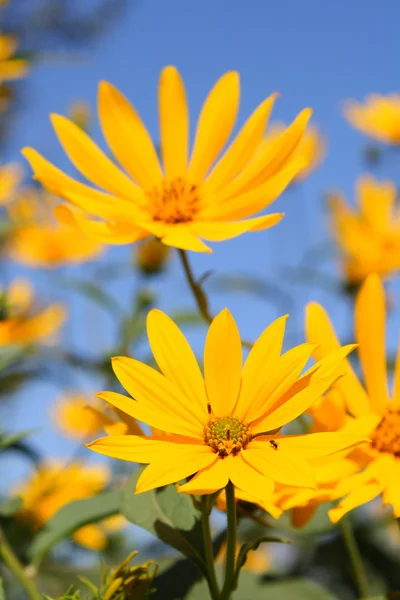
(306, 274, 400, 522)
(0, 162, 22, 204)
(0, 277, 66, 346)
(6, 186, 104, 267)
(217, 541, 271, 573)
(14, 461, 121, 551)
(23, 66, 313, 252)
(135, 237, 170, 275)
(329, 175, 400, 284)
(264, 122, 326, 181)
(0, 33, 28, 83)
(52, 393, 108, 440)
(344, 94, 400, 144)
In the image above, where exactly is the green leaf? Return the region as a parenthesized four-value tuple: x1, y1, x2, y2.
(28, 490, 120, 566)
(234, 536, 291, 587)
(121, 469, 206, 574)
(0, 496, 22, 516)
(0, 578, 5, 600)
(0, 429, 36, 449)
(187, 574, 338, 600)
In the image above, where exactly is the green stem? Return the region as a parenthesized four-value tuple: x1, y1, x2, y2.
(200, 495, 220, 600)
(177, 249, 252, 349)
(339, 515, 369, 599)
(0, 527, 41, 600)
(221, 481, 237, 600)
(178, 249, 213, 324)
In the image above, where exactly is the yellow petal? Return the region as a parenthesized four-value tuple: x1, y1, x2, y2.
(22, 148, 141, 221)
(112, 357, 205, 435)
(159, 66, 189, 179)
(189, 213, 284, 241)
(178, 457, 228, 494)
(392, 336, 400, 406)
(291, 505, 319, 529)
(204, 309, 242, 416)
(136, 451, 217, 494)
(226, 454, 275, 501)
(235, 315, 288, 420)
(188, 72, 240, 182)
(205, 94, 278, 191)
(87, 434, 209, 462)
(146, 309, 208, 418)
(306, 301, 370, 417)
(160, 226, 212, 253)
(355, 274, 389, 414)
(382, 460, 400, 516)
(199, 157, 305, 221)
(51, 114, 143, 200)
(98, 81, 163, 188)
(329, 482, 382, 523)
(276, 432, 368, 459)
(243, 445, 316, 489)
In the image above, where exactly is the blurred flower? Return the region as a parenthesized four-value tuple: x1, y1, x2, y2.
(306, 274, 400, 522)
(5, 186, 104, 267)
(14, 461, 121, 550)
(88, 308, 365, 498)
(264, 122, 326, 181)
(0, 162, 22, 204)
(23, 66, 312, 253)
(0, 33, 28, 83)
(68, 100, 91, 131)
(53, 391, 144, 440)
(217, 541, 271, 573)
(102, 550, 157, 600)
(134, 237, 170, 276)
(0, 277, 66, 346)
(344, 94, 400, 144)
(329, 175, 400, 284)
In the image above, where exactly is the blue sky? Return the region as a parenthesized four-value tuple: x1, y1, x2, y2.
(3, 0, 400, 485)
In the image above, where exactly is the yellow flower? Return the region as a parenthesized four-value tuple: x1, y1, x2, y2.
(0, 277, 66, 346)
(87, 308, 366, 499)
(306, 274, 400, 522)
(344, 94, 400, 144)
(0, 33, 28, 83)
(263, 122, 326, 181)
(22, 66, 312, 253)
(14, 461, 119, 550)
(53, 392, 144, 439)
(6, 186, 104, 267)
(329, 175, 400, 284)
(0, 162, 22, 205)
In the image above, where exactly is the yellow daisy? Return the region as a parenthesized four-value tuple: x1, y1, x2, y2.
(263, 122, 326, 181)
(87, 308, 366, 499)
(0, 162, 22, 205)
(6, 186, 104, 267)
(344, 93, 400, 144)
(0, 277, 66, 346)
(329, 175, 400, 284)
(0, 33, 28, 83)
(306, 274, 400, 522)
(14, 461, 121, 551)
(22, 66, 312, 253)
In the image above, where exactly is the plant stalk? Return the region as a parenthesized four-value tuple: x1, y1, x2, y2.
(339, 515, 369, 599)
(200, 495, 220, 600)
(221, 481, 237, 600)
(0, 527, 41, 600)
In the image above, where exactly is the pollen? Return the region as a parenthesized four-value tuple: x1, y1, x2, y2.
(371, 408, 400, 456)
(147, 177, 200, 224)
(204, 416, 251, 456)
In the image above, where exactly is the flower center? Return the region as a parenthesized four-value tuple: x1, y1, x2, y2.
(147, 177, 200, 224)
(204, 416, 251, 456)
(371, 408, 400, 456)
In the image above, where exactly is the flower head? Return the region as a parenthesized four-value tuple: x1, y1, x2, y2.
(6, 186, 103, 267)
(0, 33, 28, 84)
(87, 308, 366, 502)
(344, 94, 400, 144)
(306, 274, 400, 521)
(14, 461, 120, 550)
(23, 66, 312, 253)
(329, 175, 400, 284)
(0, 277, 66, 346)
